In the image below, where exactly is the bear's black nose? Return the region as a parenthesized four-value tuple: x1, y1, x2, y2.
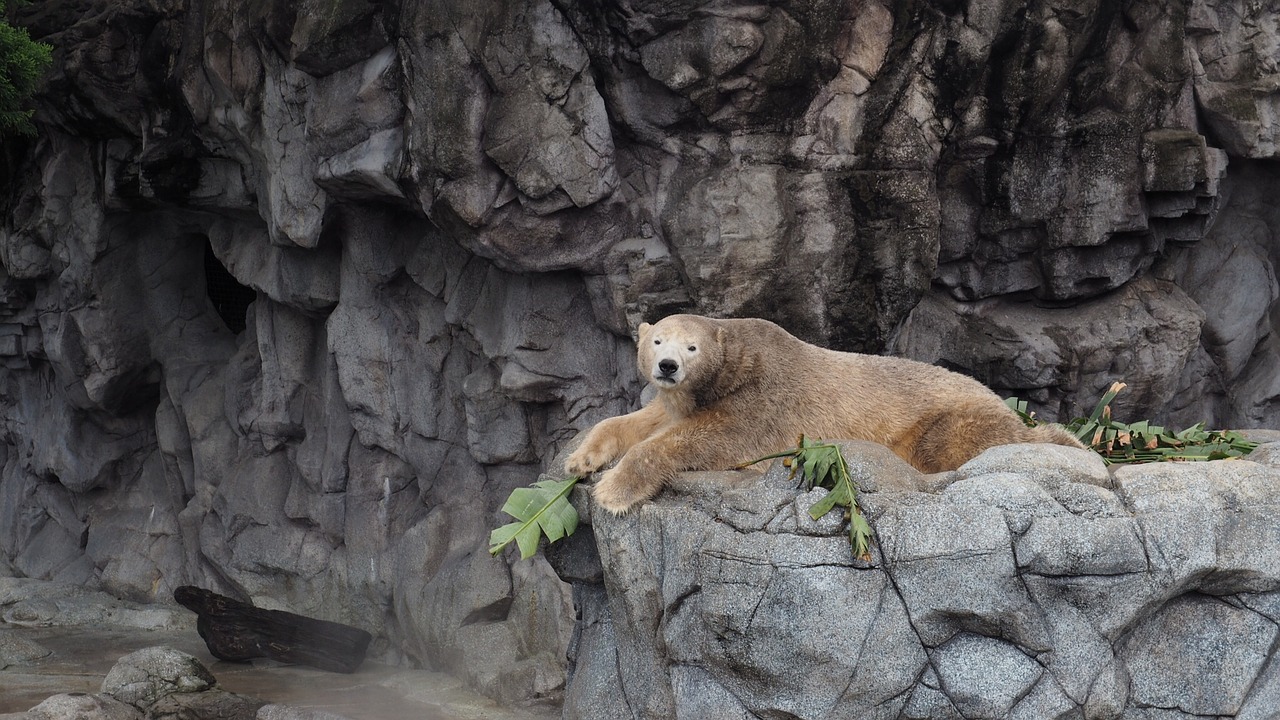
(658, 359, 679, 376)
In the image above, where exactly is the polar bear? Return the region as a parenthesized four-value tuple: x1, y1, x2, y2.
(565, 314, 1083, 515)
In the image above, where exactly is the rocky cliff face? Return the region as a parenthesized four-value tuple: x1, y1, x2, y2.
(1, 0, 1278, 707)
(551, 441, 1280, 720)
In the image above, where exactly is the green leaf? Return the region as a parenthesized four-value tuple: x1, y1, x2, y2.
(537, 496, 579, 542)
(750, 436, 875, 559)
(849, 511, 873, 561)
(808, 490, 839, 520)
(489, 476, 581, 560)
(1087, 382, 1126, 424)
(489, 522, 523, 550)
(1073, 420, 1099, 445)
(514, 522, 542, 559)
(1004, 397, 1037, 427)
(1062, 382, 1258, 465)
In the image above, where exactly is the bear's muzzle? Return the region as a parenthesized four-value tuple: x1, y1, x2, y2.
(653, 357, 683, 385)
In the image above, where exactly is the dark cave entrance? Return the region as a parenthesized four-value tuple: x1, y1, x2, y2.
(203, 241, 256, 334)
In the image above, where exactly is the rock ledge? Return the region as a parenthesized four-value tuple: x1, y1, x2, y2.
(550, 441, 1280, 720)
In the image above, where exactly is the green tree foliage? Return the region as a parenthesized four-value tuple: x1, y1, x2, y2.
(0, 1, 51, 136)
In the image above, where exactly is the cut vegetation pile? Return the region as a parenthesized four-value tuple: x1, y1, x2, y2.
(1007, 381, 1258, 465)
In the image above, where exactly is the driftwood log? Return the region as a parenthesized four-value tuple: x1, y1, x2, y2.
(174, 586, 372, 673)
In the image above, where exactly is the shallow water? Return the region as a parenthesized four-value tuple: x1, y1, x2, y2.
(0, 624, 559, 720)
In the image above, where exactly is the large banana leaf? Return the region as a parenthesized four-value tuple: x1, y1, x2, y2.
(489, 476, 580, 560)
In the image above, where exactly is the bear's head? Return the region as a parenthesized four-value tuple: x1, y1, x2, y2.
(636, 315, 725, 392)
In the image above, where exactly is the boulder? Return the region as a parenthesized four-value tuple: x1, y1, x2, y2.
(100, 647, 216, 710)
(25, 694, 141, 720)
(552, 444, 1280, 719)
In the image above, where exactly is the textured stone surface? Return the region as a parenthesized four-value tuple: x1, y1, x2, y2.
(25, 693, 142, 720)
(148, 688, 265, 720)
(0, 614, 558, 720)
(0, 629, 50, 669)
(550, 445, 1280, 720)
(0, 578, 191, 631)
(14, 643, 344, 719)
(256, 707, 354, 720)
(100, 647, 215, 709)
(1, 0, 1280, 709)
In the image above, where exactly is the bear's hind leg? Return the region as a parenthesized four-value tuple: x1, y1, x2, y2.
(907, 404, 1029, 473)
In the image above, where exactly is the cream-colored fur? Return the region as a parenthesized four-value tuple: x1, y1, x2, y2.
(565, 314, 1084, 514)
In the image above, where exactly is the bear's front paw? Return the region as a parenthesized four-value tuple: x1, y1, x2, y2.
(565, 442, 613, 476)
(592, 466, 657, 516)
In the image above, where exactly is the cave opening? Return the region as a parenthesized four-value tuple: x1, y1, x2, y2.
(203, 240, 256, 334)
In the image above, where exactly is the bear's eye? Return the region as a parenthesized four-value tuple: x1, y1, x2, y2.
(687, 345, 697, 352)
(653, 339, 661, 345)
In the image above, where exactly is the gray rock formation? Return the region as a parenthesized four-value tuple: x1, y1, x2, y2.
(0, 580, 561, 720)
(100, 647, 217, 710)
(0, 0, 1278, 707)
(0, 577, 191, 631)
(256, 707, 356, 720)
(24, 694, 142, 720)
(17, 645, 283, 720)
(0, 630, 50, 670)
(551, 442, 1280, 720)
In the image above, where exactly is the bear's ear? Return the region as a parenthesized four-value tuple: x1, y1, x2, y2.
(636, 322, 652, 342)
